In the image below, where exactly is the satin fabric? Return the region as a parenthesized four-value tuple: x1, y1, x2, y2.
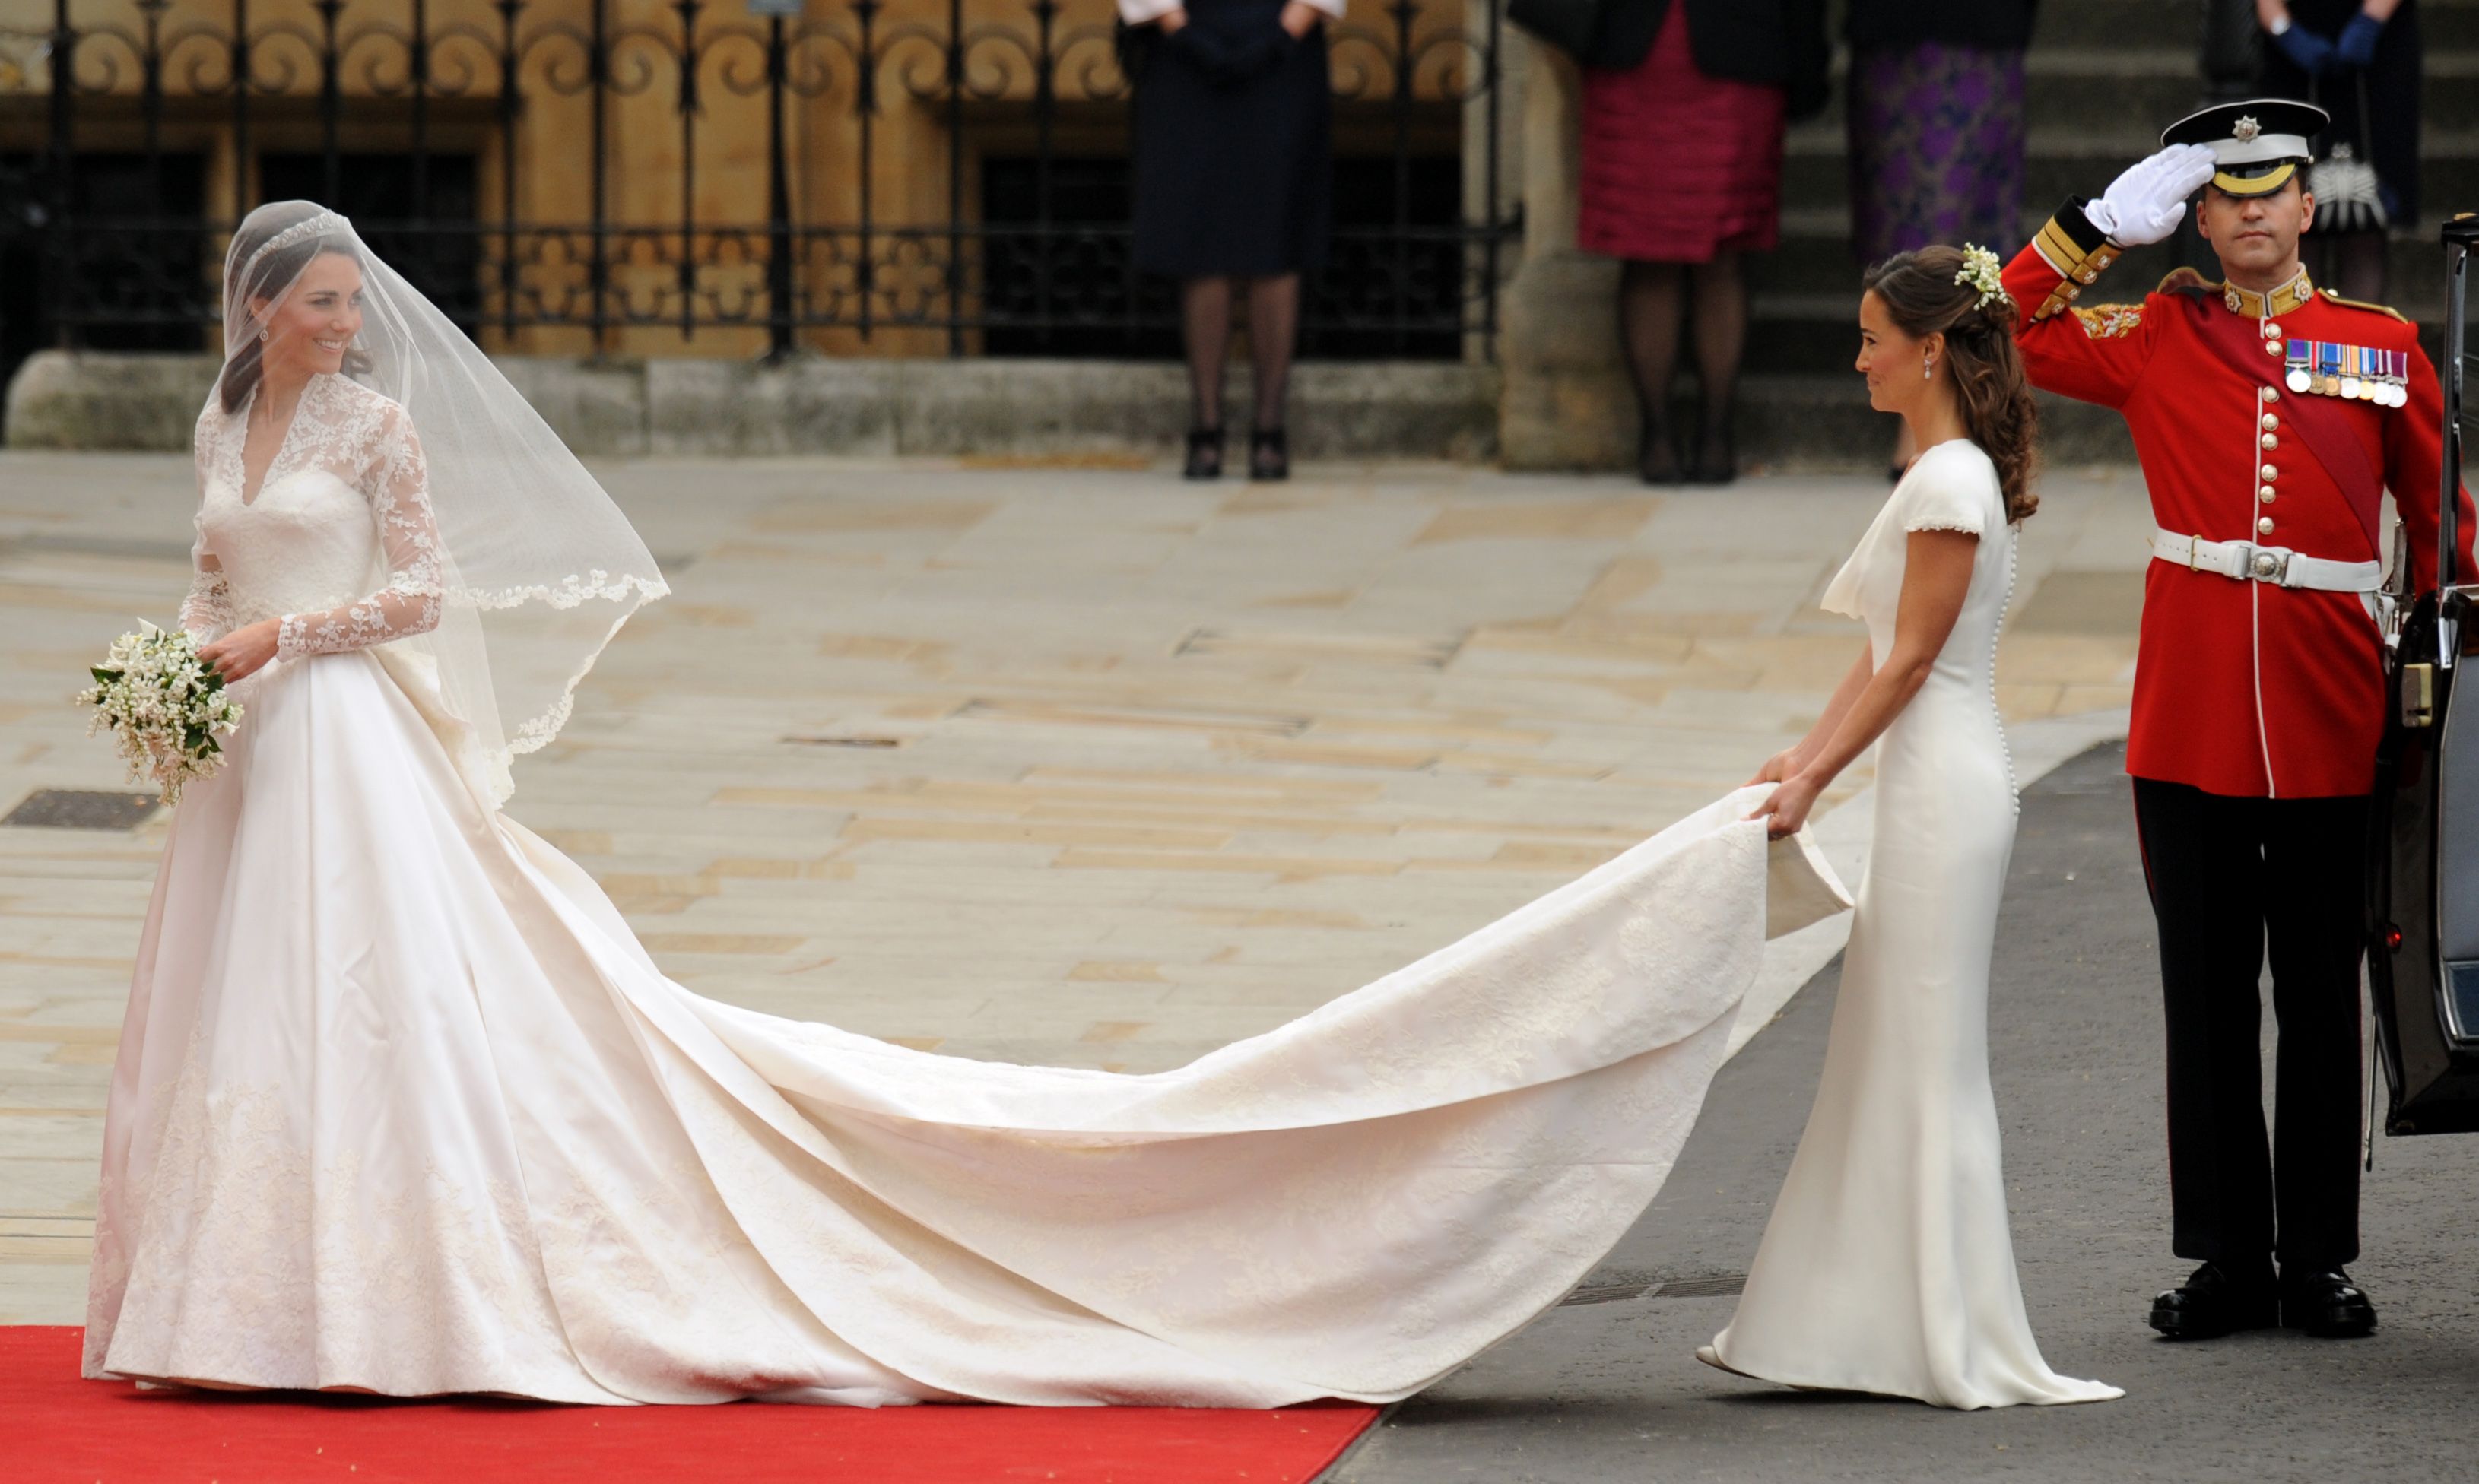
(87, 420, 1850, 1403)
(1709, 441, 2122, 1409)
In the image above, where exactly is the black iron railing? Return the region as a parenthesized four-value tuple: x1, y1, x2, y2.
(0, 0, 1516, 373)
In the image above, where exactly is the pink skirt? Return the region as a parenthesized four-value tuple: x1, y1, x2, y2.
(1578, 5, 1788, 263)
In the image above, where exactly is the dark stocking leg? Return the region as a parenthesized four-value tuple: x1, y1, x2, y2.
(1617, 258, 1686, 484)
(1687, 250, 1747, 484)
(1246, 273, 1300, 432)
(1179, 277, 1234, 477)
(1182, 276, 1235, 432)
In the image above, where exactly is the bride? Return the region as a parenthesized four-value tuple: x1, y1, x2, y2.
(83, 201, 1851, 1406)
(1703, 246, 2120, 1409)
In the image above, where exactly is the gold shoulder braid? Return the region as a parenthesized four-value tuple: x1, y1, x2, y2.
(2316, 287, 2409, 323)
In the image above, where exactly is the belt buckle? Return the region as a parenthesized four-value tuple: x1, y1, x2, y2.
(2250, 546, 2293, 583)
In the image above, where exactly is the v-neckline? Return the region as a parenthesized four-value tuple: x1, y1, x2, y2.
(235, 377, 314, 508)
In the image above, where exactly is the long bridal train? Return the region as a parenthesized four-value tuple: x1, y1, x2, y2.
(84, 634, 1851, 1406)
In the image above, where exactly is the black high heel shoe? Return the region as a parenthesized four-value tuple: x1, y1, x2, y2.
(1637, 418, 1683, 485)
(1182, 426, 1225, 480)
(1248, 427, 1289, 482)
(1689, 424, 1737, 485)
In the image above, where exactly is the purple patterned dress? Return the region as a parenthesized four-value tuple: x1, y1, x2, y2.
(1846, 43, 2028, 263)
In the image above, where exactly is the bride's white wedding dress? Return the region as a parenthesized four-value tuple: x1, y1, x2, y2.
(1703, 440, 2120, 1409)
(84, 371, 1852, 1407)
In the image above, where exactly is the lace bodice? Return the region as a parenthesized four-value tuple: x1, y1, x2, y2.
(185, 373, 443, 661)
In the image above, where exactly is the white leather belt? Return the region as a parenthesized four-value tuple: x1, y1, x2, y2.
(2150, 529, 2382, 593)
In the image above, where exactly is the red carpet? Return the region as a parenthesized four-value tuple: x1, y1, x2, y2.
(3, 1328, 1379, 1484)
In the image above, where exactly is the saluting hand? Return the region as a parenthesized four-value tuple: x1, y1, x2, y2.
(2088, 144, 2217, 247)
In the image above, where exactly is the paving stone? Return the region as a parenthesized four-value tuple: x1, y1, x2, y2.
(0, 453, 2152, 1322)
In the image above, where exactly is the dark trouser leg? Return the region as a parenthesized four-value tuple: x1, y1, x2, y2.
(2262, 794, 2369, 1272)
(2132, 778, 2275, 1272)
(2331, 230, 2387, 306)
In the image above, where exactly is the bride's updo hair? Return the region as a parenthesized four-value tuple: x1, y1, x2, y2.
(1862, 246, 2040, 523)
(218, 201, 364, 414)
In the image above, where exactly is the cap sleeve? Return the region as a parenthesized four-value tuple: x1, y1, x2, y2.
(1899, 447, 1996, 537)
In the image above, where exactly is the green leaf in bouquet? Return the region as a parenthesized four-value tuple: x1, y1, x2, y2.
(90, 667, 121, 685)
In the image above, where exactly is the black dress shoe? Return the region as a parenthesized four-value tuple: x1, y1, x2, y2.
(2281, 1270, 2378, 1337)
(2148, 1260, 2280, 1340)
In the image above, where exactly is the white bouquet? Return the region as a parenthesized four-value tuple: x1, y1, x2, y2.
(77, 623, 246, 805)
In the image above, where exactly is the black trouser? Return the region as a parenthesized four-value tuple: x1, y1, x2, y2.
(2132, 779, 2368, 1275)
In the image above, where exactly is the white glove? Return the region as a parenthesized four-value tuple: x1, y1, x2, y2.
(2084, 144, 2217, 246)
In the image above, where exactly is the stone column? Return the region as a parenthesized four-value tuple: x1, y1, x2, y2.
(1493, 36, 1630, 470)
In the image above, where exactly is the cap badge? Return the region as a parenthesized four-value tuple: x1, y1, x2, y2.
(2233, 115, 2262, 143)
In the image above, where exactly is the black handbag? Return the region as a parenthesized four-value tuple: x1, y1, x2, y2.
(2306, 72, 2391, 234)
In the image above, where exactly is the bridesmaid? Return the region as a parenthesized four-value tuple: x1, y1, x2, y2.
(1122, 0, 1338, 481)
(1705, 246, 2120, 1409)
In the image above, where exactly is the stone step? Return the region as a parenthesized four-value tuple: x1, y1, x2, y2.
(1784, 125, 2479, 217)
(2032, 0, 2208, 51)
(1737, 295, 2454, 376)
(1751, 207, 2465, 310)
(2023, 0, 2479, 53)
(2017, 50, 2479, 134)
(1728, 374, 2136, 473)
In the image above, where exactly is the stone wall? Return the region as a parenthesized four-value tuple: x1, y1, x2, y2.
(2, 350, 1500, 461)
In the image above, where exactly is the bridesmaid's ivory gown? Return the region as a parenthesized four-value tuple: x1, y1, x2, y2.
(1705, 439, 2121, 1409)
(84, 373, 1853, 1407)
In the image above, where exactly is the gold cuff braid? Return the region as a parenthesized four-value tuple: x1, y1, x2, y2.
(2028, 215, 2121, 322)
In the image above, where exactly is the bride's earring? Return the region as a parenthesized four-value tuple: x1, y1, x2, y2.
(1922, 354, 1935, 380)
(258, 329, 269, 344)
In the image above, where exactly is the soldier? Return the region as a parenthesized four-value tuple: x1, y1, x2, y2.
(1999, 99, 2475, 1340)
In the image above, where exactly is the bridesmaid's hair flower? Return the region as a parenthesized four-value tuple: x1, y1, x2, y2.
(1955, 244, 2011, 312)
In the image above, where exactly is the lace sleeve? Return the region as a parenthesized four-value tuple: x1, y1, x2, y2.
(273, 406, 445, 660)
(178, 519, 236, 642)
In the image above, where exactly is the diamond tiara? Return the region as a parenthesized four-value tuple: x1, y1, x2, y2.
(237, 208, 351, 282)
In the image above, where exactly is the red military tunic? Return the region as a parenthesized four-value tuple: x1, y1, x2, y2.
(2003, 201, 2476, 798)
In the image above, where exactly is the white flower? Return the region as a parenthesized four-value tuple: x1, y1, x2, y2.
(74, 621, 245, 806)
(1955, 243, 2011, 312)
